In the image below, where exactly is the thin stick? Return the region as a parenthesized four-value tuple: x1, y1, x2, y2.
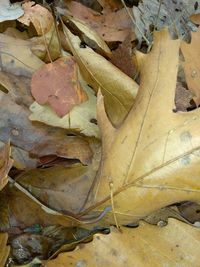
(109, 181, 121, 230)
(39, 19, 53, 63)
(120, 0, 150, 46)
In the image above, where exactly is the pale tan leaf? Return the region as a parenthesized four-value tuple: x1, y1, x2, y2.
(0, 232, 10, 267)
(0, 34, 44, 77)
(45, 219, 200, 267)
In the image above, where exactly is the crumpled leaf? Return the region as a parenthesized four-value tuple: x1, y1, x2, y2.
(45, 219, 200, 267)
(0, 0, 24, 23)
(18, 1, 53, 35)
(60, 29, 200, 225)
(0, 232, 10, 267)
(0, 33, 44, 77)
(63, 25, 138, 126)
(0, 142, 13, 191)
(30, 78, 99, 138)
(0, 91, 93, 165)
(31, 56, 88, 117)
(133, 0, 200, 45)
(181, 26, 200, 106)
(62, 16, 112, 57)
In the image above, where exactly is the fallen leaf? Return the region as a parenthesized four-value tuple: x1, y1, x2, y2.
(0, 0, 24, 22)
(181, 27, 200, 106)
(0, 33, 44, 77)
(18, 1, 54, 35)
(63, 1, 132, 42)
(66, 29, 200, 225)
(30, 79, 99, 138)
(31, 56, 88, 117)
(63, 25, 138, 125)
(45, 219, 200, 267)
(0, 91, 92, 164)
(0, 142, 13, 191)
(0, 232, 10, 267)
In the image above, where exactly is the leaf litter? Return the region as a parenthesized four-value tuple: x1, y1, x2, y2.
(0, 0, 200, 266)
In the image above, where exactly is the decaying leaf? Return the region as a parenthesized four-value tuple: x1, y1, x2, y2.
(31, 56, 88, 117)
(18, 1, 54, 35)
(45, 219, 200, 267)
(0, 232, 10, 267)
(30, 81, 99, 138)
(0, 0, 24, 23)
(181, 26, 200, 106)
(0, 142, 13, 191)
(133, 0, 199, 45)
(174, 82, 193, 112)
(63, 25, 138, 125)
(0, 33, 44, 77)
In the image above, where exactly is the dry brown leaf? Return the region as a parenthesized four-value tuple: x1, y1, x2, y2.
(64, 1, 132, 42)
(0, 232, 10, 267)
(45, 219, 200, 267)
(59, 29, 200, 225)
(0, 33, 44, 77)
(97, 0, 123, 13)
(0, 71, 33, 107)
(18, 1, 53, 35)
(174, 82, 193, 112)
(0, 91, 92, 165)
(31, 56, 88, 117)
(63, 25, 138, 125)
(0, 143, 13, 191)
(15, 164, 96, 216)
(181, 27, 200, 106)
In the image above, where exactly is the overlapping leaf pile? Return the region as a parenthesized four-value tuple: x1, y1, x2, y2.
(0, 0, 200, 266)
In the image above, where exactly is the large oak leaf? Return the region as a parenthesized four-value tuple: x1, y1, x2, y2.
(78, 29, 200, 225)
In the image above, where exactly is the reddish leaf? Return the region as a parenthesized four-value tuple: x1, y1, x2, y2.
(31, 57, 88, 117)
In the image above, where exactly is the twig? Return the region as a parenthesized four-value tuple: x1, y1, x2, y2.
(120, 0, 150, 46)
